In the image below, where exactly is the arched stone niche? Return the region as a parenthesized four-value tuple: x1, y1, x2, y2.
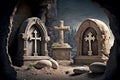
(74, 18, 111, 64)
(18, 17, 50, 62)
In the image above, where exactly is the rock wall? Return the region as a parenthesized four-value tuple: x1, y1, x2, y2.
(0, 0, 57, 79)
(0, 0, 119, 80)
(92, 0, 120, 80)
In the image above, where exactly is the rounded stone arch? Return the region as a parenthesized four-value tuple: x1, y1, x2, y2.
(19, 17, 49, 39)
(82, 27, 98, 55)
(74, 18, 110, 64)
(18, 17, 50, 57)
(75, 18, 110, 56)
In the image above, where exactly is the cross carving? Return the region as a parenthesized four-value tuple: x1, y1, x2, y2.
(54, 20, 70, 44)
(84, 32, 95, 55)
(30, 30, 41, 56)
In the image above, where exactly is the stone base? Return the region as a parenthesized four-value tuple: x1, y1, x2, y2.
(23, 56, 51, 66)
(56, 60, 72, 66)
(73, 56, 108, 65)
(52, 47, 71, 60)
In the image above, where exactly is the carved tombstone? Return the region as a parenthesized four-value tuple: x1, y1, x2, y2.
(18, 17, 50, 65)
(52, 20, 72, 60)
(74, 19, 111, 65)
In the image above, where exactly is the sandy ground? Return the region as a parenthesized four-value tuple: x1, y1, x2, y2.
(15, 64, 104, 80)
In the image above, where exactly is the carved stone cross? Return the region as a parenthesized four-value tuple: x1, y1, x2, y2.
(54, 20, 70, 44)
(84, 32, 95, 55)
(30, 30, 41, 56)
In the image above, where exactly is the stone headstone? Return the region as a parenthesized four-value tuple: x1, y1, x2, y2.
(17, 17, 50, 66)
(74, 18, 111, 65)
(52, 20, 72, 60)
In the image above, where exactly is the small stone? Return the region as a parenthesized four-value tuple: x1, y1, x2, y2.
(73, 66, 90, 74)
(34, 60, 52, 69)
(49, 59, 59, 69)
(89, 62, 106, 73)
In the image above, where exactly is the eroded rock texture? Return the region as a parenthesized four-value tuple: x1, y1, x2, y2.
(0, 0, 56, 80)
(0, 0, 18, 80)
(92, 0, 120, 80)
(0, 0, 120, 80)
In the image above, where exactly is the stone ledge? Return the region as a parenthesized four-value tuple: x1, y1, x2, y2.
(74, 56, 108, 65)
(23, 56, 51, 61)
(52, 43, 72, 48)
(56, 60, 72, 66)
(52, 47, 71, 49)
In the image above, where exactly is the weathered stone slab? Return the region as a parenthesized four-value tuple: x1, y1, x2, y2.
(18, 17, 50, 57)
(74, 19, 111, 65)
(52, 47, 71, 60)
(23, 56, 51, 61)
(23, 56, 51, 66)
(52, 20, 72, 60)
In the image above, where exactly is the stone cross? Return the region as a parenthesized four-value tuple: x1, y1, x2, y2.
(30, 30, 41, 56)
(84, 32, 95, 55)
(54, 20, 70, 44)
